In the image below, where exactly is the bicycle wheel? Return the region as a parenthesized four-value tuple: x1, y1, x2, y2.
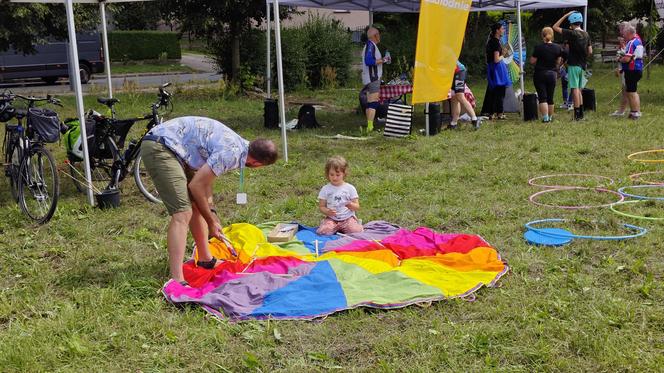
(6, 141, 21, 201)
(17, 147, 59, 224)
(68, 160, 113, 194)
(133, 151, 162, 204)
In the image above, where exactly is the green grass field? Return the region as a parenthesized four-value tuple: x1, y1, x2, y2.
(1, 65, 663, 371)
(110, 61, 197, 75)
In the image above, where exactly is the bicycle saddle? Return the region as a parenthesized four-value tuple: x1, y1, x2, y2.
(97, 97, 120, 107)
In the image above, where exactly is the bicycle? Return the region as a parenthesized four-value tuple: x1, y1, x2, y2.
(1, 92, 63, 224)
(65, 83, 172, 204)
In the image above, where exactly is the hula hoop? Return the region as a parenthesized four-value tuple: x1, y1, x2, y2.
(528, 187, 625, 209)
(629, 171, 664, 186)
(528, 174, 615, 189)
(618, 185, 664, 200)
(524, 218, 648, 240)
(627, 149, 664, 163)
(609, 200, 664, 221)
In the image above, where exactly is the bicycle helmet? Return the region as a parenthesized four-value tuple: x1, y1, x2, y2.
(568, 12, 583, 25)
(0, 104, 15, 123)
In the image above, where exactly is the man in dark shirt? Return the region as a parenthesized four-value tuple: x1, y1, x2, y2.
(553, 11, 592, 120)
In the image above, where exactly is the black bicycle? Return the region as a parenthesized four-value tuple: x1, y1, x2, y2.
(66, 83, 172, 204)
(1, 92, 62, 224)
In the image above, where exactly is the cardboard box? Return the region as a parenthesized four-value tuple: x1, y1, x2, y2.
(267, 223, 298, 243)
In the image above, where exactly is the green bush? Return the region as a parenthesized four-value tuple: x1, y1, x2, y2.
(208, 27, 307, 91)
(278, 28, 308, 90)
(377, 22, 418, 82)
(108, 31, 181, 61)
(208, 29, 265, 80)
(299, 15, 353, 88)
(210, 18, 350, 91)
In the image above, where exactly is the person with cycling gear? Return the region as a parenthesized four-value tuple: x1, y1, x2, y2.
(140, 116, 278, 285)
(553, 11, 592, 121)
(448, 60, 480, 130)
(362, 27, 390, 133)
(618, 24, 643, 120)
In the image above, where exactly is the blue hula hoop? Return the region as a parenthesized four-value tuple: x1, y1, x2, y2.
(618, 185, 664, 201)
(524, 218, 648, 241)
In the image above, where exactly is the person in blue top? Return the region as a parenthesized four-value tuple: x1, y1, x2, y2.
(619, 24, 643, 120)
(140, 116, 278, 285)
(361, 26, 391, 132)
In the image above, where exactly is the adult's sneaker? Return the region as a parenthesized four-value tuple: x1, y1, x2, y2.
(628, 111, 642, 120)
(610, 111, 625, 117)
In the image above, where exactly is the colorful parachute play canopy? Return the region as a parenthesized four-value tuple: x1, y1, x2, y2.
(162, 221, 509, 320)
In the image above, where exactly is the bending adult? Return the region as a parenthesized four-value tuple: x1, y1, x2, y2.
(362, 26, 390, 133)
(482, 23, 511, 120)
(530, 27, 563, 123)
(140, 116, 278, 285)
(618, 24, 643, 120)
(553, 11, 592, 121)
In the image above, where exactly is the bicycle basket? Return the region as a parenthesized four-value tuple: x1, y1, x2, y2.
(28, 107, 61, 143)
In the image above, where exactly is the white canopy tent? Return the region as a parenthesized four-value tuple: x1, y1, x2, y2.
(266, 0, 588, 155)
(10, 0, 151, 205)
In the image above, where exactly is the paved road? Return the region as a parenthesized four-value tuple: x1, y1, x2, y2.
(0, 72, 221, 96)
(181, 53, 217, 73)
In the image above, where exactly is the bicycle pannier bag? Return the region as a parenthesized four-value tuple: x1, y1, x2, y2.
(64, 118, 96, 162)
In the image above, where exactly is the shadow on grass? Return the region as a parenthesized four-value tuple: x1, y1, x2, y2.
(55, 259, 166, 300)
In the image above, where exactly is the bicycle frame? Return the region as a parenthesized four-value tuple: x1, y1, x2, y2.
(94, 84, 171, 191)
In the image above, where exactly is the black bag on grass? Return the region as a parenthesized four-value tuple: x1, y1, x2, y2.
(297, 104, 320, 129)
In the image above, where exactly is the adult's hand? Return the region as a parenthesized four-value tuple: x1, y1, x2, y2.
(208, 219, 224, 240)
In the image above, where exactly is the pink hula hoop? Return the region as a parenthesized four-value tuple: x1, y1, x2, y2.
(528, 187, 625, 209)
(528, 174, 615, 189)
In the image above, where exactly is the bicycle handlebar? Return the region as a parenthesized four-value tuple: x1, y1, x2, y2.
(4, 93, 63, 107)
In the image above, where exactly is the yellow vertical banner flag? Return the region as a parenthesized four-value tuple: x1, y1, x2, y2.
(412, 0, 472, 104)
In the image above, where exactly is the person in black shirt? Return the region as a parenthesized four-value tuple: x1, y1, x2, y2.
(481, 22, 512, 120)
(553, 11, 592, 120)
(530, 27, 562, 123)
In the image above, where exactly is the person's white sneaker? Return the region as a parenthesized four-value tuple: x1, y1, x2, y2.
(610, 110, 625, 117)
(628, 111, 642, 120)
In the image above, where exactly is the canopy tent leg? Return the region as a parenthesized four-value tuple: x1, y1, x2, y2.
(273, 0, 288, 162)
(583, 6, 588, 31)
(65, 0, 94, 205)
(516, 0, 525, 118)
(266, 0, 272, 98)
(99, 1, 113, 98)
(425, 103, 430, 137)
